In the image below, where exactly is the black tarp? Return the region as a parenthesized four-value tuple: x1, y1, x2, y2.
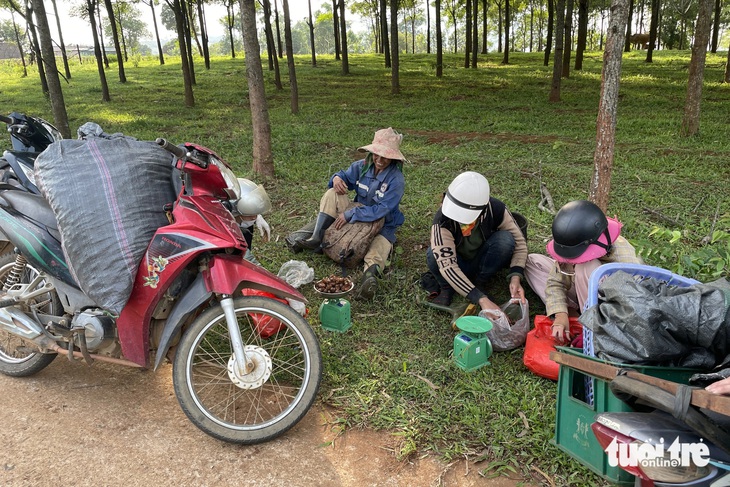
(579, 270, 730, 369)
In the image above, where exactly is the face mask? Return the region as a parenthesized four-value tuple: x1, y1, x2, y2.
(460, 221, 477, 237)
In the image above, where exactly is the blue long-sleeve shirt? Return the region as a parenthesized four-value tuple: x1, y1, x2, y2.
(328, 158, 405, 243)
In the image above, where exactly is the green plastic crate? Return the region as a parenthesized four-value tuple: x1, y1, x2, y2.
(551, 347, 700, 485)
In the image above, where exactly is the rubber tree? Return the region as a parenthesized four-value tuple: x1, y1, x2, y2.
(307, 0, 316, 66)
(679, 0, 714, 137)
(436, 0, 443, 77)
(240, 0, 274, 177)
(590, 0, 630, 211)
(548, 0, 565, 101)
(166, 0, 194, 106)
(30, 0, 71, 138)
(49, 0, 71, 79)
(86, 0, 111, 102)
(282, 0, 298, 114)
(390, 0, 399, 94)
(103, 0, 126, 82)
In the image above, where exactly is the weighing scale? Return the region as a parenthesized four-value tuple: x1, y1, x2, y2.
(453, 315, 494, 371)
(314, 280, 354, 332)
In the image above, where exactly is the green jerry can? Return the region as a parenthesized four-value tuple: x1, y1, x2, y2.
(453, 316, 493, 371)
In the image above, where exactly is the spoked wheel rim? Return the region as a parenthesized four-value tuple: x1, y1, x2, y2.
(183, 305, 314, 432)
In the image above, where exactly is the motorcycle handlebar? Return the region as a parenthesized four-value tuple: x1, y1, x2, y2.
(155, 137, 208, 168)
(0, 115, 12, 125)
(156, 137, 186, 158)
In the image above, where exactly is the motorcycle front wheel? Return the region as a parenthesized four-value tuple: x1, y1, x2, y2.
(172, 295, 322, 444)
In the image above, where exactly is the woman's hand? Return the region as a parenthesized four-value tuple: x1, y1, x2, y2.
(478, 296, 500, 312)
(332, 176, 348, 195)
(551, 312, 571, 344)
(706, 377, 730, 396)
(509, 275, 526, 303)
(333, 212, 348, 230)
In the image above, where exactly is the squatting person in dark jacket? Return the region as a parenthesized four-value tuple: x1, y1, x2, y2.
(290, 127, 406, 300)
(426, 171, 527, 312)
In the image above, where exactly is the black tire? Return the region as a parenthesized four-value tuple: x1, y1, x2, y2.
(0, 253, 58, 377)
(172, 296, 322, 444)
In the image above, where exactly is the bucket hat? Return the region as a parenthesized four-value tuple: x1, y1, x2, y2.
(358, 127, 405, 161)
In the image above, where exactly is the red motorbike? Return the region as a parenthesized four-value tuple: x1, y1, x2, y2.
(0, 138, 322, 444)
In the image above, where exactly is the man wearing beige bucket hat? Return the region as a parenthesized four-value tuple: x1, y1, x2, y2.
(290, 127, 406, 300)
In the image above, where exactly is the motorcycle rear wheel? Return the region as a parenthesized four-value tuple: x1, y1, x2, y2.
(172, 296, 322, 444)
(0, 252, 59, 377)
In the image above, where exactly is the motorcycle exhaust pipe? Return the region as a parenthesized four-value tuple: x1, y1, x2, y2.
(0, 306, 45, 340)
(0, 307, 145, 368)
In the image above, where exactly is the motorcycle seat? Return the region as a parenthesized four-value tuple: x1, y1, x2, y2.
(0, 190, 61, 241)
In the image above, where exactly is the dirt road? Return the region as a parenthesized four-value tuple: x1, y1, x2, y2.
(0, 357, 531, 487)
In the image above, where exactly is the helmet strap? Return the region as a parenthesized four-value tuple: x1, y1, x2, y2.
(591, 227, 614, 253)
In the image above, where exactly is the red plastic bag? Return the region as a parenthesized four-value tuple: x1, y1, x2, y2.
(242, 289, 287, 338)
(522, 315, 583, 381)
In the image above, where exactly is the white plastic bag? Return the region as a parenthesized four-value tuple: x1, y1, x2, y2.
(479, 299, 530, 352)
(277, 260, 315, 289)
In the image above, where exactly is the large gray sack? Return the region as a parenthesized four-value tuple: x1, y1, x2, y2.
(35, 138, 176, 315)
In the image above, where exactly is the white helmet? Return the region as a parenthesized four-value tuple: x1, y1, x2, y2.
(441, 172, 490, 224)
(236, 178, 272, 216)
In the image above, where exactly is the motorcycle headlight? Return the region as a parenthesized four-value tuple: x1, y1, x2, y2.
(210, 157, 240, 200)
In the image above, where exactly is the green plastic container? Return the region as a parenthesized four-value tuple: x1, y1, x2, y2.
(319, 298, 351, 332)
(552, 347, 700, 485)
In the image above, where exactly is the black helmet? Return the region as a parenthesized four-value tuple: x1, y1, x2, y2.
(550, 200, 613, 260)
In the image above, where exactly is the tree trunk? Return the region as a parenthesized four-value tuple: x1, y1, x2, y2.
(590, 0, 630, 211)
(465, 0, 472, 68)
(502, 0, 510, 63)
(307, 0, 316, 66)
(391, 0, 399, 94)
(262, 0, 282, 89)
(544, 0, 554, 65)
(98, 8, 109, 68)
(332, 0, 341, 60)
(482, 0, 488, 53)
(575, 0, 587, 70)
(150, 0, 165, 64)
(227, 2, 236, 58)
(197, 0, 210, 69)
(103, 0, 126, 83)
(170, 0, 195, 106)
(49, 0, 71, 79)
(436, 0, 443, 77)
(282, 0, 298, 114)
(427, 0, 431, 53)
(624, 0, 633, 51)
(10, 13, 28, 77)
(31, 0, 71, 138)
(549, 0, 565, 101)
(646, 0, 659, 62)
(180, 0, 196, 85)
(274, 0, 283, 58)
(680, 0, 713, 137)
(724, 42, 730, 83)
(240, 0, 274, 177)
(710, 0, 720, 53)
(561, 0, 573, 77)
(117, 6, 128, 61)
(339, 0, 349, 75)
(380, 0, 390, 68)
(27, 5, 49, 94)
(87, 0, 110, 102)
(472, 0, 478, 67)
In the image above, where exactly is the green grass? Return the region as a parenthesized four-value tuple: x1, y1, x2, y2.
(1, 50, 729, 486)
